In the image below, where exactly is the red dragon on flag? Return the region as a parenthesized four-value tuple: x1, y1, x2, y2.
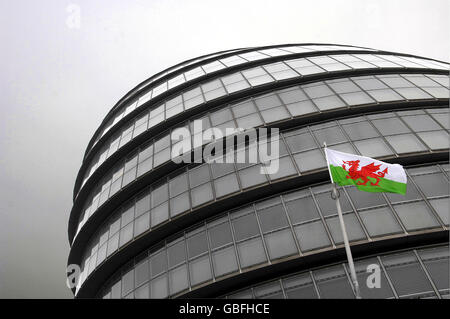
(342, 160, 388, 187)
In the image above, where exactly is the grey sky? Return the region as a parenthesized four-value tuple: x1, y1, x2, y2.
(0, 0, 448, 298)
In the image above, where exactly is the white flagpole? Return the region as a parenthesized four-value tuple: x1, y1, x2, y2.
(324, 143, 362, 299)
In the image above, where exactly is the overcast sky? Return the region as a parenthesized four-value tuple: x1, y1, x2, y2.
(0, 0, 448, 299)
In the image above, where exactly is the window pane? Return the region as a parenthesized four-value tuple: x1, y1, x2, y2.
(346, 187, 385, 208)
(285, 132, 317, 153)
(238, 165, 268, 188)
(354, 138, 393, 157)
(314, 265, 354, 299)
(419, 246, 450, 290)
(189, 255, 212, 286)
(313, 126, 347, 145)
(214, 173, 240, 197)
(209, 222, 233, 249)
(168, 240, 186, 268)
(150, 250, 167, 277)
(386, 134, 426, 154)
(151, 202, 169, 227)
(413, 173, 449, 197)
(169, 174, 188, 197)
(359, 206, 402, 237)
(326, 213, 366, 244)
(191, 183, 213, 207)
(417, 131, 449, 150)
(315, 189, 353, 216)
(402, 115, 442, 132)
(151, 274, 168, 298)
(372, 118, 410, 135)
(283, 273, 318, 299)
(187, 231, 208, 259)
(237, 237, 267, 268)
(393, 202, 439, 231)
(170, 192, 190, 217)
(342, 122, 379, 140)
(285, 195, 320, 224)
(212, 246, 238, 277)
(135, 259, 149, 287)
(294, 221, 331, 251)
(293, 150, 326, 172)
(134, 212, 150, 236)
(429, 198, 449, 225)
(264, 229, 298, 259)
(353, 258, 394, 298)
(382, 252, 434, 297)
(232, 212, 260, 241)
(169, 265, 188, 295)
(189, 165, 211, 187)
(386, 179, 421, 203)
(257, 204, 288, 232)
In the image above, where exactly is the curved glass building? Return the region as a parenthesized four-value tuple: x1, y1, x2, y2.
(68, 44, 449, 299)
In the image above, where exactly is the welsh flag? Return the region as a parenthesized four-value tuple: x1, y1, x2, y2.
(324, 148, 407, 195)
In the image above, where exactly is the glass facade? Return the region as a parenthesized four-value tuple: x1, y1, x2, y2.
(78, 73, 448, 196)
(224, 245, 449, 299)
(68, 44, 449, 299)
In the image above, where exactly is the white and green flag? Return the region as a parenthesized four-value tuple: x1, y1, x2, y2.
(324, 148, 407, 195)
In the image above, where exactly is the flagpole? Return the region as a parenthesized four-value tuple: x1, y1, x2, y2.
(324, 143, 362, 299)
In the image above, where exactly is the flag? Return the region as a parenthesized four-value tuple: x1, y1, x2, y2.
(324, 148, 407, 195)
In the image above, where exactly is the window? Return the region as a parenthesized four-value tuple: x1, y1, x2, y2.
(187, 231, 208, 258)
(212, 246, 238, 277)
(238, 165, 268, 188)
(373, 117, 411, 135)
(418, 131, 449, 150)
(168, 241, 186, 268)
(264, 229, 298, 259)
(382, 252, 434, 297)
(359, 206, 402, 237)
(393, 202, 439, 231)
(354, 138, 393, 157)
(326, 213, 366, 244)
(386, 134, 426, 154)
(209, 222, 233, 249)
(237, 237, 267, 268)
(314, 265, 355, 299)
(294, 221, 331, 251)
(294, 150, 326, 172)
(232, 212, 260, 240)
(214, 173, 240, 197)
(189, 255, 212, 286)
(402, 115, 442, 132)
(189, 165, 211, 187)
(257, 204, 288, 232)
(413, 173, 449, 197)
(191, 182, 213, 207)
(342, 121, 378, 140)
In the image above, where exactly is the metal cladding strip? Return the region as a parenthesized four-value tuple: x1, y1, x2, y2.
(69, 152, 449, 297)
(73, 55, 449, 201)
(67, 70, 449, 243)
(82, 43, 377, 158)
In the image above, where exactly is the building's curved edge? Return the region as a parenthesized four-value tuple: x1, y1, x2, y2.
(68, 95, 449, 243)
(69, 153, 449, 297)
(82, 43, 379, 158)
(80, 45, 449, 167)
(74, 60, 450, 201)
